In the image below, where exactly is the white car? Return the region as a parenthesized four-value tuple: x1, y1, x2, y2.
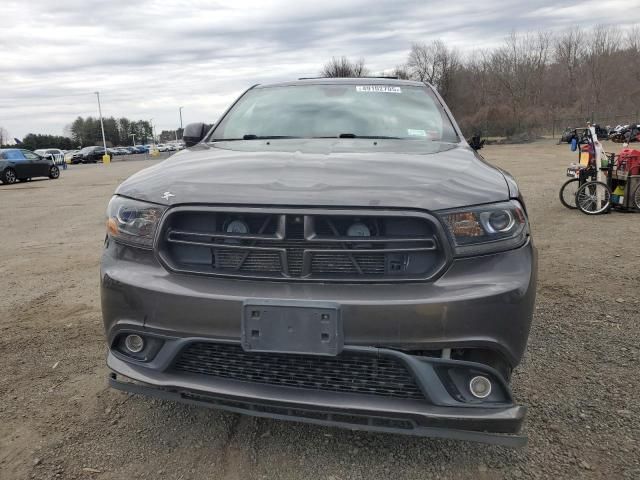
(35, 148, 66, 165)
(157, 144, 169, 152)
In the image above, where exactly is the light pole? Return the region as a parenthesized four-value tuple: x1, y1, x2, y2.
(178, 106, 184, 141)
(129, 133, 136, 146)
(95, 91, 108, 162)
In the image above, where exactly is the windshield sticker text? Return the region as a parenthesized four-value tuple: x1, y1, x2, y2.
(356, 86, 402, 93)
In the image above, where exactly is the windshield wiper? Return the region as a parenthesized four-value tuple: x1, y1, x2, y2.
(210, 135, 300, 142)
(242, 135, 299, 140)
(313, 134, 404, 139)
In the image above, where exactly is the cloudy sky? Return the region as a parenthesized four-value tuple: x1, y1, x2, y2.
(0, 0, 636, 140)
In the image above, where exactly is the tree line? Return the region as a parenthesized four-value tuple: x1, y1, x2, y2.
(0, 117, 157, 150)
(66, 116, 154, 147)
(321, 24, 640, 137)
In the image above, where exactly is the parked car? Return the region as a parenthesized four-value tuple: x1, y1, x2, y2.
(71, 146, 107, 164)
(115, 147, 131, 155)
(102, 78, 537, 447)
(134, 145, 148, 154)
(559, 127, 577, 144)
(64, 150, 79, 163)
(34, 148, 66, 165)
(0, 148, 60, 184)
(157, 144, 169, 152)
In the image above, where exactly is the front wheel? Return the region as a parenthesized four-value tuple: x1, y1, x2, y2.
(2, 168, 17, 184)
(632, 183, 640, 210)
(559, 178, 580, 209)
(49, 166, 60, 179)
(576, 181, 612, 215)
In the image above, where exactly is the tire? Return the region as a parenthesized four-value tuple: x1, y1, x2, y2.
(576, 181, 612, 215)
(559, 178, 580, 209)
(633, 183, 640, 210)
(2, 168, 17, 184)
(49, 166, 60, 179)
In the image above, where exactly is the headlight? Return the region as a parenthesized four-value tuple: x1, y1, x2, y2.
(438, 200, 529, 256)
(106, 196, 166, 248)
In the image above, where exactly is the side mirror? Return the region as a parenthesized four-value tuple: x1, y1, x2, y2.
(183, 122, 208, 147)
(468, 135, 485, 151)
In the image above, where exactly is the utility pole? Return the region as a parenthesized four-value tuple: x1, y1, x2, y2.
(178, 106, 184, 141)
(95, 91, 108, 162)
(149, 119, 158, 156)
(129, 133, 136, 146)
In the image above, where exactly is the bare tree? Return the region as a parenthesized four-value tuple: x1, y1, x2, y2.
(320, 57, 369, 77)
(554, 27, 585, 102)
(624, 25, 640, 82)
(391, 64, 411, 80)
(585, 25, 622, 109)
(407, 40, 460, 99)
(625, 25, 640, 52)
(489, 31, 551, 131)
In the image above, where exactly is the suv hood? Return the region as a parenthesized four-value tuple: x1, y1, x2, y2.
(116, 139, 509, 211)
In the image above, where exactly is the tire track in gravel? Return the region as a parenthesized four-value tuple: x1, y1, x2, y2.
(220, 414, 260, 480)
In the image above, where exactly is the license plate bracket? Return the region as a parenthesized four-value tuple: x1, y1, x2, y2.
(242, 301, 342, 356)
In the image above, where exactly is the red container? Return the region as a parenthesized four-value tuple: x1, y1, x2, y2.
(616, 149, 640, 176)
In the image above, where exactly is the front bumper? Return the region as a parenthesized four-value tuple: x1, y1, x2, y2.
(101, 239, 536, 446)
(107, 344, 527, 447)
(101, 240, 536, 366)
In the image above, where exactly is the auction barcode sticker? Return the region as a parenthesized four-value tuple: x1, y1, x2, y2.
(356, 85, 402, 93)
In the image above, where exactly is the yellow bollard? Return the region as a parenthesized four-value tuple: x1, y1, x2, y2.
(103, 154, 111, 164)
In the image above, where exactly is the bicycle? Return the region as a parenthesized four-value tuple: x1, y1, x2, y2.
(559, 164, 596, 209)
(574, 152, 615, 215)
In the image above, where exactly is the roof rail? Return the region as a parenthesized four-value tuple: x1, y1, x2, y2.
(297, 76, 400, 80)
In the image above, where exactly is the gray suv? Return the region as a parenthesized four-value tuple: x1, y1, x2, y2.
(101, 78, 537, 446)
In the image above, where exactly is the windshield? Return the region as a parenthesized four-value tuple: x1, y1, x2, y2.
(211, 84, 459, 143)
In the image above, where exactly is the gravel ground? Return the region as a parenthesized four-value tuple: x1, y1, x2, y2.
(1, 139, 638, 479)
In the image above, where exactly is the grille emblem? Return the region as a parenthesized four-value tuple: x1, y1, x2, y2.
(161, 191, 175, 201)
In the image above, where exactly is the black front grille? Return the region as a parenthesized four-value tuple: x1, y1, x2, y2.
(157, 208, 445, 282)
(171, 342, 425, 400)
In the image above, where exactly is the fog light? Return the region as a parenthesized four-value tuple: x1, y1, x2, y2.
(124, 334, 145, 353)
(469, 376, 492, 399)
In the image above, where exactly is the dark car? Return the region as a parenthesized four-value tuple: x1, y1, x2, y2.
(559, 127, 577, 144)
(101, 78, 537, 447)
(0, 148, 60, 184)
(71, 146, 107, 164)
